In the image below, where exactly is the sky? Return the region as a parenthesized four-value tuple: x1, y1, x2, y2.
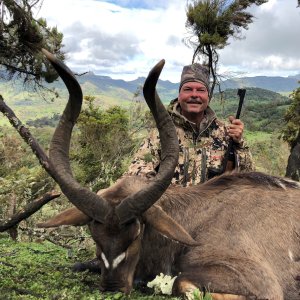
(38, 0, 300, 83)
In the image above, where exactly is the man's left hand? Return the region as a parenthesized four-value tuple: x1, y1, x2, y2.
(228, 116, 244, 143)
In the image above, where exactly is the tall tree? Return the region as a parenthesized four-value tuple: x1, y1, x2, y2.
(0, 0, 64, 86)
(185, 0, 267, 97)
(281, 86, 300, 181)
(72, 96, 137, 191)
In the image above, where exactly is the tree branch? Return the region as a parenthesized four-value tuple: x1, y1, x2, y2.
(1, 62, 40, 77)
(0, 191, 61, 232)
(0, 95, 56, 178)
(192, 45, 201, 64)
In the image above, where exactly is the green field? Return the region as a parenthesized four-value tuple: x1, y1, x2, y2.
(0, 234, 195, 300)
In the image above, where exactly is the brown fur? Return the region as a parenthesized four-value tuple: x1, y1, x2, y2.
(41, 172, 300, 299)
(132, 172, 300, 299)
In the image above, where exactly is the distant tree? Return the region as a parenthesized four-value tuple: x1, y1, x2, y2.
(72, 96, 137, 191)
(0, 0, 64, 86)
(185, 0, 267, 97)
(26, 113, 61, 128)
(280, 86, 300, 181)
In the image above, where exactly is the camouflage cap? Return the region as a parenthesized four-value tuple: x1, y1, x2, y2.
(179, 63, 210, 92)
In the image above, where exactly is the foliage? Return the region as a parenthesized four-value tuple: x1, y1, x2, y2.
(191, 289, 212, 300)
(0, 163, 56, 228)
(0, 131, 28, 176)
(26, 113, 61, 128)
(0, 0, 64, 86)
(215, 87, 290, 103)
(245, 131, 289, 176)
(280, 86, 300, 147)
(127, 86, 156, 133)
(211, 87, 291, 132)
(0, 126, 55, 228)
(0, 236, 181, 299)
(72, 96, 138, 191)
(280, 85, 300, 180)
(185, 0, 267, 96)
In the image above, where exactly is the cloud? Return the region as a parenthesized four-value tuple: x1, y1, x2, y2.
(39, 0, 191, 81)
(100, 0, 172, 9)
(38, 0, 300, 82)
(63, 22, 141, 65)
(219, 0, 300, 76)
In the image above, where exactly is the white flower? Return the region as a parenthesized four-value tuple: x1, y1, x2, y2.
(147, 273, 177, 295)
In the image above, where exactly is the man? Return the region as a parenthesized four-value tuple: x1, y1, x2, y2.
(126, 63, 253, 185)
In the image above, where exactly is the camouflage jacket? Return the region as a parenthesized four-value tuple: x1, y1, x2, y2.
(126, 99, 254, 186)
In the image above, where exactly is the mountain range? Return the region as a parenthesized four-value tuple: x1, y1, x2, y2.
(0, 71, 298, 124)
(1, 71, 299, 102)
(76, 71, 300, 102)
(220, 74, 300, 93)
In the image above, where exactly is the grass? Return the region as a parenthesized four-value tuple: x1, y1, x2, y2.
(0, 234, 182, 300)
(244, 130, 289, 176)
(244, 130, 272, 143)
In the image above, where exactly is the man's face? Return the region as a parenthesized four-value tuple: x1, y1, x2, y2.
(178, 81, 209, 119)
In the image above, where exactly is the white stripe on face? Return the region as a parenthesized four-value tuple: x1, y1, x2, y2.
(101, 252, 110, 269)
(112, 252, 126, 270)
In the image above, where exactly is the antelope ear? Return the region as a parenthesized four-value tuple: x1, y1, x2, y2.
(37, 207, 91, 228)
(143, 205, 200, 246)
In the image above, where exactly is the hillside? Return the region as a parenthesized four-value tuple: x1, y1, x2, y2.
(0, 73, 294, 130)
(210, 87, 291, 132)
(220, 74, 300, 93)
(67, 72, 300, 98)
(76, 71, 300, 95)
(77, 73, 178, 103)
(0, 71, 299, 110)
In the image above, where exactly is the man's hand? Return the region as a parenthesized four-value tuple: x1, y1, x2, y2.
(228, 116, 244, 143)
